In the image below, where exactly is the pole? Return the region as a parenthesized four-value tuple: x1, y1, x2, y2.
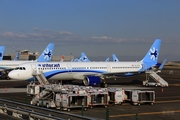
(106, 108, 109, 120)
(82, 105, 84, 116)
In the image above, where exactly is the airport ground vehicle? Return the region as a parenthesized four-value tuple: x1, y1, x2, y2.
(125, 90, 155, 106)
(144, 82, 161, 87)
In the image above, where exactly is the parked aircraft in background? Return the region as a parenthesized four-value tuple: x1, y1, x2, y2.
(72, 52, 110, 62)
(0, 43, 54, 79)
(0, 46, 5, 61)
(72, 52, 91, 62)
(9, 39, 163, 87)
(112, 54, 119, 62)
(105, 57, 110, 62)
(14, 52, 20, 61)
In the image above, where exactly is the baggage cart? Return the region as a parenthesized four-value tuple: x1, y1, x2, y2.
(131, 90, 155, 106)
(108, 88, 126, 105)
(87, 88, 109, 108)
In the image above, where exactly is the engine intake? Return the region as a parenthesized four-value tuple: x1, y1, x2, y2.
(83, 76, 101, 86)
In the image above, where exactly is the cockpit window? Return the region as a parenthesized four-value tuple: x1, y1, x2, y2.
(14, 67, 26, 70)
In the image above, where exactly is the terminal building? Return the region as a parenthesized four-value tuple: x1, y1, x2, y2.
(3, 50, 74, 62)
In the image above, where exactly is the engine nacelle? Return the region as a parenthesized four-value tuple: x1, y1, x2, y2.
(83, 76, 101, 86)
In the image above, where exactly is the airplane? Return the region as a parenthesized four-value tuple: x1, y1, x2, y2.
(72, 52, 91, 62)
(72, 52, 110, 62)
(0, 43, 54, 79)
(105, 57, 110, 62)
(8, 39, 162, 87)
(112, 54, 119, 62)
(14, 52, 20, 61)
(0, 46, 5, 61)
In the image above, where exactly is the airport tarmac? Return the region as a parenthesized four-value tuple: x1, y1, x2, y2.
(0, 67, 180, 120)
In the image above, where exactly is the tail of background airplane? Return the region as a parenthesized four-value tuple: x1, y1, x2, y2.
(79, 52, 91, 62)
(112, 54, 119, 62)
(0, 46, 5, 61)
(37, 43, 54, 62)
(14, 52, 20, 61)
(105, 57, 110, 62)
(141, 39, 161, 70)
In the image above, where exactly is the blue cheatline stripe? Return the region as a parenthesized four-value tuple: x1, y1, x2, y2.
(27, 69, 106, 81)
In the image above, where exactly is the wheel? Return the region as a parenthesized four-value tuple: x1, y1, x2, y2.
(84, 107, 87, 111)
(138, 103, 141, 106)
(104, 84, 108, 88)
(67, 108, 71, 112)
(155, 84, 158, 87)
(151, 102, 154, 105)
(46, 103, 49, 108)
(119, 102, 122, 105)
(145, 83, 149, 87)
(104, 105, 107, 108)
(90, 106, 93, 109)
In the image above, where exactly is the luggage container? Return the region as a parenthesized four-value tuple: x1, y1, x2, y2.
(108, 88, 126, 105)
(59, 91, 88, 111)
(27, 84, 41, 96)
(131, 90, 155, 106)
(87, 88, 109, 108)
(124, 90, 133, 102)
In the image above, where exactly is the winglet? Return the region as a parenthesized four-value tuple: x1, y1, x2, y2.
(0, 46, 5, 61)
(159, 59, 167, 70)
(37, 43, 54, 62)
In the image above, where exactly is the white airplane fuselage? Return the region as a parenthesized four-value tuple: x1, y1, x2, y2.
(0, 60, 34, 71)
(8, 61, 143, 81)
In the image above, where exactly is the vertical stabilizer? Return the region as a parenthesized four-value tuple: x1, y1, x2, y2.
(79, 52, 91, 62)
(14, 52, 20, 61)
(112, 54, 119, 62)
(37, 43, 54, 62)
(141, 39, 161, 69)
(0, 46, 5, 61)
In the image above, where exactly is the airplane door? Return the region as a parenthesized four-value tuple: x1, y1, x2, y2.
(31, 64, 37, 72)
(107, 65, 111, 72)
(67, 64, 72, 73)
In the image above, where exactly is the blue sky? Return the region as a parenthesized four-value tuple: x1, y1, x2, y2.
(0, 0, 180, 61)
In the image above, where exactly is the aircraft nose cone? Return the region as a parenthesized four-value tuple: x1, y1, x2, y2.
(8, 71, 18, 80)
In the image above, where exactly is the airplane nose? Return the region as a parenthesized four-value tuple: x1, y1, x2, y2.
(8, 71, 18, 80)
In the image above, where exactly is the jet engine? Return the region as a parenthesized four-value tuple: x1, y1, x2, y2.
(83, 76, 101, 86)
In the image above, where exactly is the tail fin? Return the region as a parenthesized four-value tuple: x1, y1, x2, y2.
(0, 46, 5, 61)
(79, 52, 91, 62)
(37, 43, 54, 62)
(112, 54, 119, 62)
(14, 52, 20, 61)
(141, 39, 161, 69)
(105, 57, 110, 62)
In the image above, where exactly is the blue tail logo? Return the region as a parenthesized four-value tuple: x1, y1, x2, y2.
(0, 46, 5, 61)
(149, 47, 159, 61)
(0, 52, 2, 58)
(141, 39, 161, 70)
(43, 48, 52, 61)
(37, 43, 54, 62)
